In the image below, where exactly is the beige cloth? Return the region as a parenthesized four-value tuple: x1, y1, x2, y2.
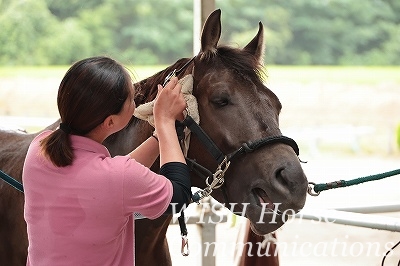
(133, 74, 199, 155)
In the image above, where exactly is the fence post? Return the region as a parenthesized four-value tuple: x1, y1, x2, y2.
(198, 197, 227, 266)
(200, 211, 217, 266)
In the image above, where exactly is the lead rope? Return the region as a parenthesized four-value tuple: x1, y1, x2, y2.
(307, 168, 400, 265)
(175, 120, 190, 256)
(178, 211, 189, 256)
(0, 169, 24, 193)
(307, 168, 400, 196)
(381, 239, 400, 266)
(381, 241, 400, 266)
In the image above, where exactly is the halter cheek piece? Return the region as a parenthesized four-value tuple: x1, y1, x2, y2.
(177, 115, 300, 203)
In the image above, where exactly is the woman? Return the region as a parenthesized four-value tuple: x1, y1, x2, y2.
(22, 56, 191, 265)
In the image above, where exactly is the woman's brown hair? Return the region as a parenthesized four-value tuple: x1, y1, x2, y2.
(41, 56, 133, 167)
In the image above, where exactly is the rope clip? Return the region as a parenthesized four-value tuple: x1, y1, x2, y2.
(181, 235, 190, 256)
(307, 182, 320, 196)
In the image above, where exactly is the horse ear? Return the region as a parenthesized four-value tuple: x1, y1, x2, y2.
(243, 22, 265, 63)
(200, 9, 222, 53)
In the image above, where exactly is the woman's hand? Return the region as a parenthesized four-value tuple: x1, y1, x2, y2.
(153, 77, 186, 126)
(153, 77, 187, 165)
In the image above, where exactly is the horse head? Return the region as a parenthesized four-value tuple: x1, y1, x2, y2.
(181, 9, 308, 235)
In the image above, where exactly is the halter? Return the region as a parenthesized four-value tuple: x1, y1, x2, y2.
(178, 115, 300, 203)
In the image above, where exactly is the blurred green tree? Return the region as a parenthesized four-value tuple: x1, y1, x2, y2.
(0, 0, 55, 65)
(0, 0, 399, 65)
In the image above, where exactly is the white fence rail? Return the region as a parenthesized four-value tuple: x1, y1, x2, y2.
(296, 206, 400, 232)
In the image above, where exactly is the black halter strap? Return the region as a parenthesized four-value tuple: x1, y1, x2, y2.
(180, 115, 300, 165)
(227, 135, 299, 160)
(180, 115, 225, 164)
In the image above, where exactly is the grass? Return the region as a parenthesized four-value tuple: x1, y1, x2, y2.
(265, 66, 400, 85)
(1, 65, 399, 156)
(0, 65, 167, 81)
(1, 65, 400, 84)
(0, 66, 68, 78)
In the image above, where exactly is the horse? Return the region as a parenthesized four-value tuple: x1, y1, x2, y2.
(0, 121, 59, 265)
(0, 9, 308, 266)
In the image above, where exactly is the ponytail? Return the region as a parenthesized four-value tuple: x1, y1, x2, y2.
(40, 125, 74, 167)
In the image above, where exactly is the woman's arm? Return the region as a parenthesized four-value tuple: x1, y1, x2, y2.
(154, 77, 191, 211)
(128, 135, 159, 167)
(160, 162, 192, 214)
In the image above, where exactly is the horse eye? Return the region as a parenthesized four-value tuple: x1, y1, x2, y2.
(211, 97, 230, 107)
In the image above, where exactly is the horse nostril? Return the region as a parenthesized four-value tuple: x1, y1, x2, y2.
(275, 167, 289, 187)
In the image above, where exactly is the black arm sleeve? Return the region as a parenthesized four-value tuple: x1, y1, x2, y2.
(159, 162, 192, 214)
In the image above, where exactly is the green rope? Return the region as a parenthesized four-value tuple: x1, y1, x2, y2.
(310, 168, 400, 195)
(0, 169, 24, 193)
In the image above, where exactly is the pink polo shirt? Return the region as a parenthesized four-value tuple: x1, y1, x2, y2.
(22, 131, 173, 266)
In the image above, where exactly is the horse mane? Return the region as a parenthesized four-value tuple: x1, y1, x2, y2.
(213, 45, 282, 112)
(133, 58, 193, 105)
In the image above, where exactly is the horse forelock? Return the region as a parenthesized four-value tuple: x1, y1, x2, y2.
(200, 45, 282, 112)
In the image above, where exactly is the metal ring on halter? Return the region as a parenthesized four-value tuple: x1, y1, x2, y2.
(162, 69, 177, 87)
(307, 182, 320, 196)
(205, 169, 223, 187)
(182, 107, 189, 119)
(205, 175, 212, 187)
